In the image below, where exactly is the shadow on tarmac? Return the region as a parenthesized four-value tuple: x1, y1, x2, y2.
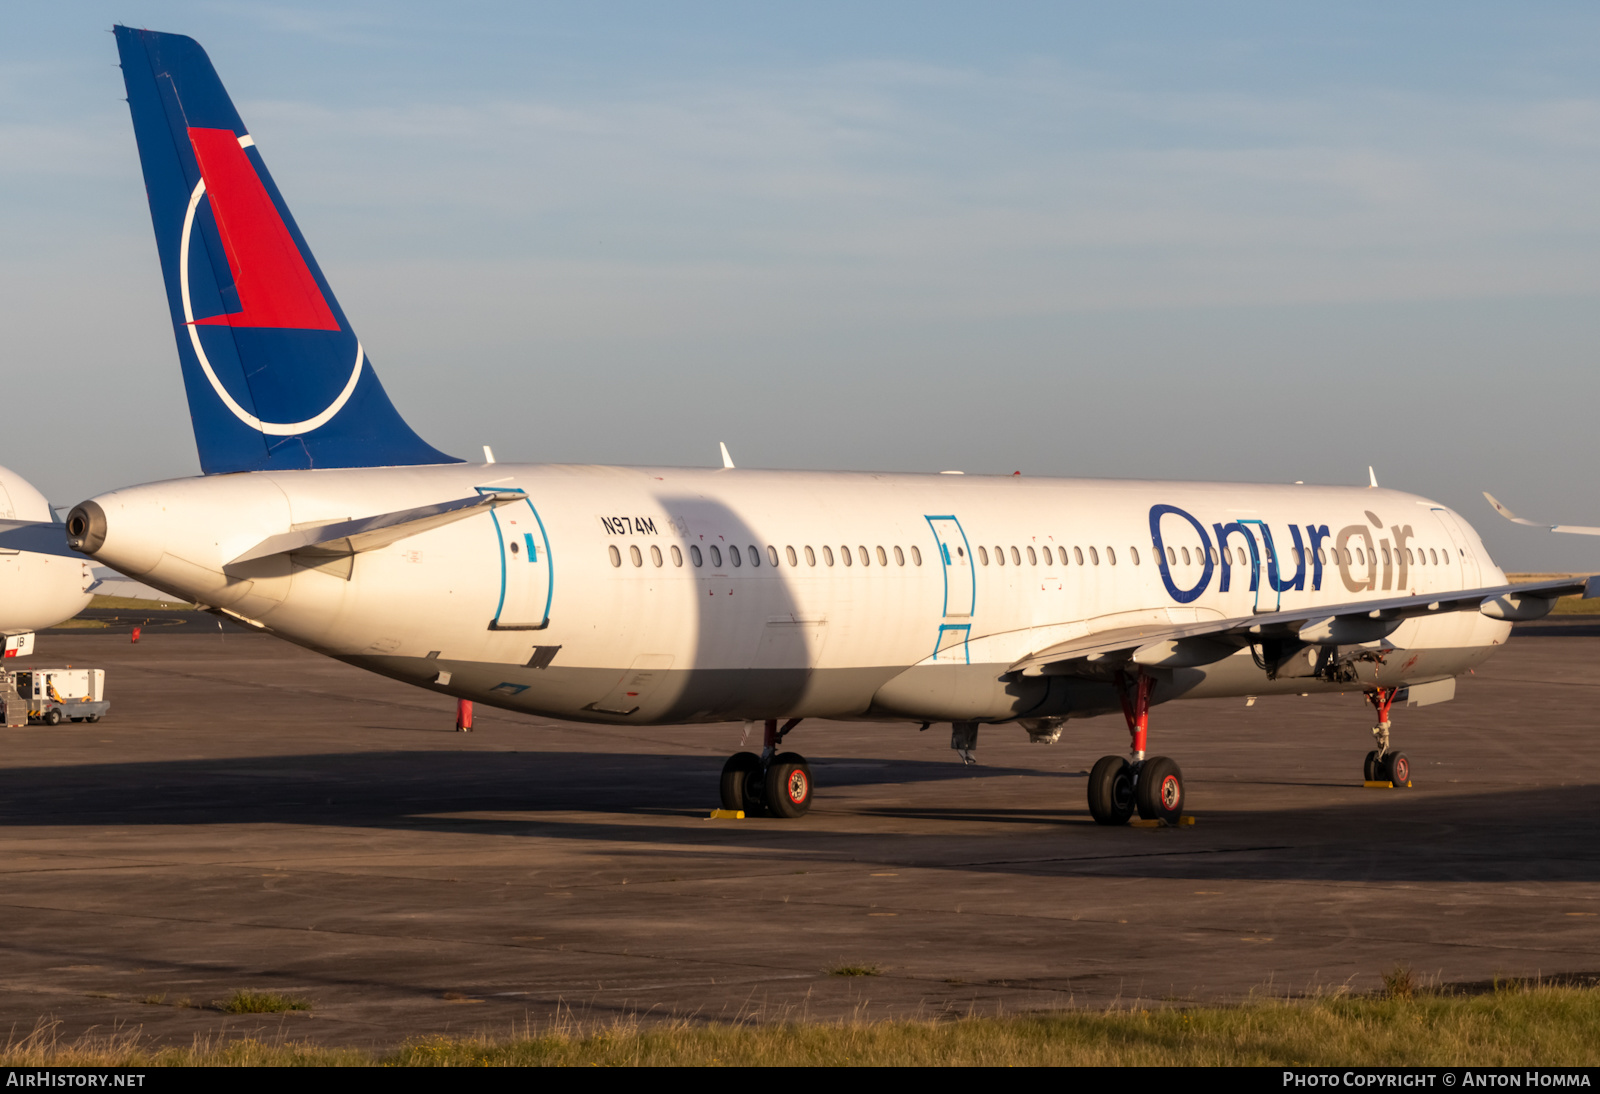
(2, 748, 1597, 884)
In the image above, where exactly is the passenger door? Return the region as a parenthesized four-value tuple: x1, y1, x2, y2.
(486, 490, 553, 630)
(925, 515, 975, 662)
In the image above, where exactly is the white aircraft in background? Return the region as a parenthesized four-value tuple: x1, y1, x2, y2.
(69, 27, 1594, 825)
(0, 464, 94, 657)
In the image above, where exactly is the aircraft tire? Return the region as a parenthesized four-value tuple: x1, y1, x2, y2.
(1363, 751, 1382, 782)
(764, 752, 812, 819)
(720, 751, 761, 812)
(1136, 756, 1184, 824)
(1381, 751, 1410, 786)
(1088, 755, 1135, 826)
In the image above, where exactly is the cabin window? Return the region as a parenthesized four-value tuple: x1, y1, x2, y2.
(710, 545, 723, 567)
(856, 546, 868, 566)
(1026, 546, 1037, 565)
(805, 546, 816, 566)
(994, 546, 1005, 566)
(1089, 546, 1100, 565)
(691, 545, 703, 567)
(1107, 546, 1117, 565)
(1430, 548, 1438, 565)
(769, 545, 781, 567)
(609, 545, 622, 567)
(627, 544, 640, 567)
(823, 546, 834, 566)
(1167, 546, 1177, 565)
(874, 546, 886, 566)
(841, 546, 853, 567)
(1074, 546, 1084, 565)
(978, 546, 989, 565)
(671, 545, 683, 567)
(1042, 547, 1052, 566)
(1181, 547, 1191, 566)
(1010, 546, 1021, 565)
(1058, 546, 1068, 565)
(731, 547, 742, 567)
(1355, 548, 1364, 565)
(1209, 547, 1218, 564)
(786, 546, 798, 567)
(894, 546, 904, 566)
(1316, 548, 1325, 566)
(745, 545, 757, 567)
(1130, 546, 1140, 565)
(1404, 547, 1413, 565)
(911, 545, 922, 565)
(651, 545, 663, 567)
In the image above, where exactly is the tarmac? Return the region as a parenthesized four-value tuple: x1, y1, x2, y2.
(2, 618, 1598, 1048)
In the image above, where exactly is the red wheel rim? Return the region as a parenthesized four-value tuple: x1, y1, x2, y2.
(1160, 775, 1181, 811)
(786, 769, 808, 805)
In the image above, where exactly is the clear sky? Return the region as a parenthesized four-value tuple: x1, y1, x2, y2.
(6, 3, 1600, 570)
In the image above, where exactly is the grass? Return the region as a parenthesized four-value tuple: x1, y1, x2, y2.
(88, 595, 194, 610)
(6, 984, 1600, 1066)
(1506, 573, 1600, 614)
(828, 964, 882, 977)
(216, 989, 311, 1014)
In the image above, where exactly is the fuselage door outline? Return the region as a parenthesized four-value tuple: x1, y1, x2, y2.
(482, 486, 552, 630)
(925, 515, 975, 662)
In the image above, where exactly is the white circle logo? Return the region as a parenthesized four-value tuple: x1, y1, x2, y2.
(179, 176, 364, 437)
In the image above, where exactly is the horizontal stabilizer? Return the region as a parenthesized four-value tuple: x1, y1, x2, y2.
(229, 490, 526, 565)
(0, 520, 76, 558)
(1010, 573, 1595, 678)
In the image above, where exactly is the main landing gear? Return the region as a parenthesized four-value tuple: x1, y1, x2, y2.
(1362, 686, 1411, 786)
(720, 718, 812, 818)
(1087, 670, 1186, 826)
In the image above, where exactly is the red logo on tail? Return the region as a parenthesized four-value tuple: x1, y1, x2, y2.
(186, 127, 339, 330)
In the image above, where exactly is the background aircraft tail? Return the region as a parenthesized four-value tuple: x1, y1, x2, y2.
(114, 26, 459, 474)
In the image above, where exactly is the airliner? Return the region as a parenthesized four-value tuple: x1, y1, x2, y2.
(67, 27, 1592, 825)
(0, 465, 94, 656)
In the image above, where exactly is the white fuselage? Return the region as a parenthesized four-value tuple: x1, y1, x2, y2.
(0, 465, 92, 636)
(77, 464, 1509, 727)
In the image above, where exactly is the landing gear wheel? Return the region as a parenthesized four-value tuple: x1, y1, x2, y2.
(720, 751, 760, 812)
(42, 709, 61, 726)
(1136, 756, 1184, 824)
(764, 752, 812, 819)
(1363, 750, 1382, 782)
(1381, 751, 1409, 786)
(1088, 755, 1136, 826)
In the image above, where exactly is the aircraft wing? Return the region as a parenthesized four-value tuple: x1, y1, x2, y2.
(0, 519, 76, 557)
(1483, 493, 1600, 536)
(88, 567, 189, 602)
(229, 490, 528, 565)
(1009, 573, 1597, 678)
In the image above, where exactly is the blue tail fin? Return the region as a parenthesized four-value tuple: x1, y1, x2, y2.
(114, 26, 459, 474)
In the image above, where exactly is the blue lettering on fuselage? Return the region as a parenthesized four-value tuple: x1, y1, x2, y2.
(1152, 504, 1331, 603)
